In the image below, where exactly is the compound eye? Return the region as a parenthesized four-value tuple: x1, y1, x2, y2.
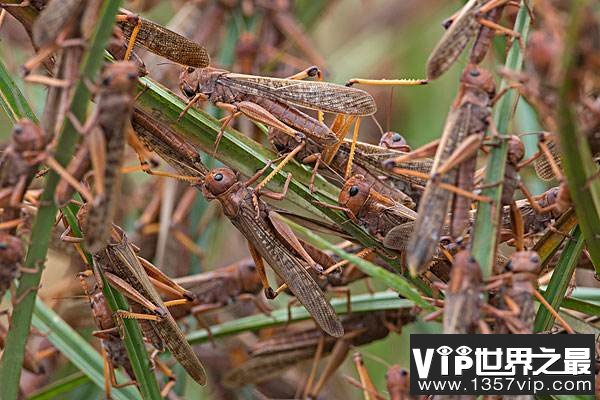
(214, 173, 223, 182)
(187, 66, 195, 73)
(127, 72, 137, 80)
(182, 84, 196, 99)
(102, 76, 112, 86)
(349, 186, 360, 197)
(392, 133, 402, 142)
(469, 69, 480, 77)
(13, 125, 23, 135)
(530, 254, 540, 264)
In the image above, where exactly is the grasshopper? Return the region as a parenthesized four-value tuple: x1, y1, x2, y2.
(269, 128, 428, 206)
(77, 271, 136, 395)
(168, 258, 268, 320)
(116, 9, 210, 68)
(58, 61, 138, 253)
(394, 65, 496, 275)
(202, 166, 343, 337)
(331, 174, 417, 252)
(179, 66, 377, 150)
(438, 250, 484, 334)
(0, 119, 46, 229)
(224, 310, 414, 394)
(489, 251, 541, 334)
(348, 352, 420, 400)
(131, 108, 209, 181)
(86, 225, 207, 386)
(426, 0, 520, 80)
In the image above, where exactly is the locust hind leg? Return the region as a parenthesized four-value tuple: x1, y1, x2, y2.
(247, 242, 275, 299)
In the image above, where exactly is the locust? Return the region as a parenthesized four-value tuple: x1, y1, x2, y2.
(58, 61, 138, 253)
(130, 108, 209, 181)
(0, 233, 25, 310)
(116, 9, 210, 68)
(392, 65, 496, 275)
(77, 271, 136, 396)
(426, 0, 520, 80)
(87, 225, 208, 386)
(328, 174, 417, 252)
(0, 119, 46, 229)
(489, 251, 541, 334)
(202, 166, 344, 337)
(223, 310, 415, 395)
(168, 258, 269, 320)
(269, 128, 428, 205)
(179, 66, 377, 150)
(438, 250, 484, 334)
(348, 352, 420, 400)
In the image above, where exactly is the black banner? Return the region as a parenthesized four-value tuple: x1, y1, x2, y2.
(410, 334, 595, 395)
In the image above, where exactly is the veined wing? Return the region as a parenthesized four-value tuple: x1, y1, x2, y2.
(220, 73, 377, 116)
(117, 12, 210, 68)
(426, 0, 484, 80)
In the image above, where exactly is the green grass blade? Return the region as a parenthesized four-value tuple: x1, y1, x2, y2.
(534, 226, 584, 332)
(470, 2, 532, 278)
(0, 3, 122, 398)
(555, 0, 600, 275)
(62, 205, 162, 399)
(187, 292, 415, 345)
(31, 301, 141, 400)
(28, 372, 90, 400)
(0, 59, 36, 121)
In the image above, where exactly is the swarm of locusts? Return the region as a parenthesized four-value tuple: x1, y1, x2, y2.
(0, 0, 598, 398)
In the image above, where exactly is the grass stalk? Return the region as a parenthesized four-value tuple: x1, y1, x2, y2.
(470, 1, 532, 278)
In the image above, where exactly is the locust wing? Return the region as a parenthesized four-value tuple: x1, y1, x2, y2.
(220, 73, 377, 116)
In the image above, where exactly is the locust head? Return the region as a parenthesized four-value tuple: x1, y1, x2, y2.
(460, 64, 496, 99)
(179, 66, 223, 99)
(339, 175, 371, 216)
(203, 168, 238, 198)
(505, 251, 541, 283)
(507, 135, 525, 165)
(0, 233, 23, 264)
(100, 61, 138, 94)
(379, 131, 411, 152)
(386, 366, 410, 397)
(11, 119, 45, 154)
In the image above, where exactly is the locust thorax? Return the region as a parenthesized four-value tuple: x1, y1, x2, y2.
(203, 168, 238, 197)
(11, 119, 45, 154)
(339, 175, 371, 215)
(507, 135, 525, 165)
(379, 131, 411, 152)
(99, 61, 138, 94)
(0, 233, 23, 263)
(460, 64, 496, 99)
